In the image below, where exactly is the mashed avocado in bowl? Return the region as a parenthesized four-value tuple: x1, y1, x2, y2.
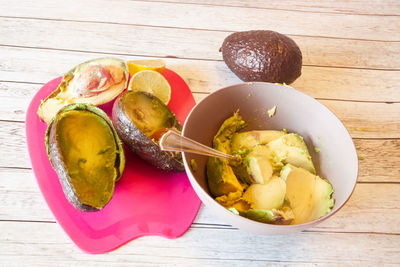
(181, 82, 358, 234)
(207, 111, 334, 225)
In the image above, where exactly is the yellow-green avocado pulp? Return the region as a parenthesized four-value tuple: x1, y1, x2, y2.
(56, 110, 117, 209)
(206, 111, 334, 225)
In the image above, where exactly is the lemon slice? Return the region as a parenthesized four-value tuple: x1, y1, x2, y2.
(127, 59, 166, 76)
(128, 70, 171, 105)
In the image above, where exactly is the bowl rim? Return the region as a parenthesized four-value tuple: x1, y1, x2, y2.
(182, 81, 359, 229)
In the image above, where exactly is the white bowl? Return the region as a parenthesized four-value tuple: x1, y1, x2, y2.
(182, 82, 358, 234)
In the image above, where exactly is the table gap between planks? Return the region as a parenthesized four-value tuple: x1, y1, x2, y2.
(0, 0, 399, 265)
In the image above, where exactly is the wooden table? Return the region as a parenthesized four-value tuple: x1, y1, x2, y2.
(1, 0, 399, 265)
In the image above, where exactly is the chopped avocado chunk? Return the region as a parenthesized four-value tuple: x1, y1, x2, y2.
(215, 191, 250, 212)
(267, 106, 277, 117)
(268, 133, 316, 174)
(231, 162, 252, 185)
(207, 157, 244, 197)
(242, 178, 286, 210)
(239, 209, 276, 223)
(244, 145, 274, 184)
(213, 110, 247, 153)
(281, 164, 334, 225)
(206, 110, 335, 225)
(231, 130, 285, 153)
(237, 206, 294, 225)
(206, 111, 247, 197)
(190, 159, 198, 172)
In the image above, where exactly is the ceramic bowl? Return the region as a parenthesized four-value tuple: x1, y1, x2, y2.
(181, 82, 358, 234)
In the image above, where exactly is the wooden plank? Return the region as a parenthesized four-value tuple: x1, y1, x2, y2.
(0, 82, 36, 122)
(2, 0, 399, 41)
(1, 47, 400, 104)
(1, 117, 399, 173)
(319, 100, 399, 138)
(1, 220, 399, 266)
(1, 17, 400, 70)
(1, 168, 399, 234)
(354, 139, 400, 183)
(145, 0, 400, 16)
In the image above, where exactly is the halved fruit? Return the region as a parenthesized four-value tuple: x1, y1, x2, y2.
(45, 104, 125, 211)
(112, 91, 183, 171)
(127, 59, 166, 76)
(128, 70, 171, 105)
(38, 58, 129, 123)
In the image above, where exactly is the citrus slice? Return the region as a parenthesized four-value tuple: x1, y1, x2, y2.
(127, 59, 166, 76)
(128, 70, 171, 105)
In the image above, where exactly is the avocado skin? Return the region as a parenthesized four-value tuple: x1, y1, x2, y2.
(46, 104, 125, 212)
(37, 57, 129, 123)
(48, 122, 97, 212)
(112, 91, 184, 172)
(221, 30, 302, 84)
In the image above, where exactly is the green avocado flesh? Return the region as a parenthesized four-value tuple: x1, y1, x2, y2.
(281, 164, 334, 225)
(207, 111, 334, 225)
(231, 130, 285, 153)
(243, 178, 286, 210)
(206, 111, 247, 197)
(55, 109, 118, 209)
(268, 133, 316, 174)
(123, 91, 179, 138)
(37, 57, 129, 123)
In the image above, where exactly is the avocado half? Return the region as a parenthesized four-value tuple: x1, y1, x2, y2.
(46, 104, 125, 211)
(38, 57, 129, 123)
(112, 91, 184, 172)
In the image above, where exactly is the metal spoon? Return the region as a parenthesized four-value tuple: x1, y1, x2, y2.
(159, 129, 240, 162)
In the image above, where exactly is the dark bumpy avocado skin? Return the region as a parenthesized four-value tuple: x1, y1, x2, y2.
(112, 91, 184, 172)
(221, 30, 302, 84)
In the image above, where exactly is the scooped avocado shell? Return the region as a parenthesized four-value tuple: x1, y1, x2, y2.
(45, 104, 125, 211)
(38, 57, 129, 123)
(112, 91, 184, 171)
(220, 30, 302, 84)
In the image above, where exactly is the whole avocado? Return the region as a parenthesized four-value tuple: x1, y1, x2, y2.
(220, 30, 302, 84)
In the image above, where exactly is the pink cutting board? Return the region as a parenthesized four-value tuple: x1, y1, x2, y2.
(25, 68, 201, 254)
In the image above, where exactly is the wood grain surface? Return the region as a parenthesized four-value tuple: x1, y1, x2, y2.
(0, 0, 399, 265)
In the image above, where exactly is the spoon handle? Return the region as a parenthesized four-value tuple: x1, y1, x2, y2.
(159, 129, 237, 161)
